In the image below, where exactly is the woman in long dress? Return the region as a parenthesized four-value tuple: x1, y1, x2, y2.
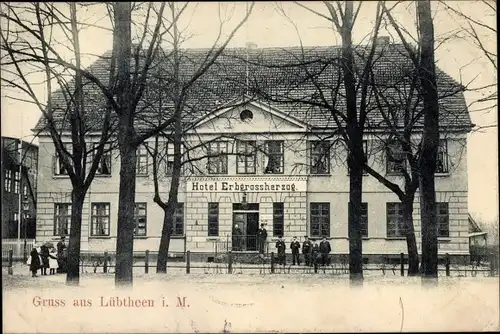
(28, 247, 41, 277)
(48, 249, 58, 275)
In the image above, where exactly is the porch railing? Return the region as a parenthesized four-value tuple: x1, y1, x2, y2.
(2, 238, 35, 261)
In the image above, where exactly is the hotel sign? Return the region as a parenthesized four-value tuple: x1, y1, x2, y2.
(188, 180, 307, 193)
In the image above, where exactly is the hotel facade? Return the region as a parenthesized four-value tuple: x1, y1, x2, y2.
(33, 43, 473, 260)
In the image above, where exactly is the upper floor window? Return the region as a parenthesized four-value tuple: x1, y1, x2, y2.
(54, 203, 71, 236)
(437, 202, 449, 237)
(13, 171, 20, 194)
(310, 141, 330, 174)
(264, 141, 284, 174)
(386, 140, 406, 174)
(54, 144, 71, 175)
(236, 141, 256, 174)
(136, 144, 149, 176)
(134, 203, 147, 237)
(93, 143, 111, 176)
(436, 140, 449, 174)
(4, 169, 12, 192)
(91, 203, 110, 236)
(207, 142, 228, 174)
(165, 142, 175, 176)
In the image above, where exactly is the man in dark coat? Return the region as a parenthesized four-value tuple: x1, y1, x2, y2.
(29, 247, 41, 277)
(275, 236, 286, 265)
(57, 237, 67, 273)
(302, 236, 312, 266)
(232, 224, 243, 251)
(256, 223, 268, 254)
(290, 236, 301, 265)
(319, 236, 332, 266)
(40, 244, 50, 275)
(311, 240, 320, 273)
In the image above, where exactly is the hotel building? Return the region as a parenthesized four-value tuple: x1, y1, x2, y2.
(33, 41, 473, 260)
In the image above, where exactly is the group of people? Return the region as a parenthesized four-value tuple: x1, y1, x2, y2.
(27, 237, 67, 277)
(275, 235, 332, 268)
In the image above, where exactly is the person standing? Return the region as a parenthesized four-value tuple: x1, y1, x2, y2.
(48, 248, 58, 275)
(28, 246, 41, 277)
(256, 223, 268, 254)
(290, 237, 301, 265)
(311, 240, 320, 273)
(302, 236, 312, 266)
(275, 236, 286, 265)
(56, 237, 67, 273)
(232, 224, 243, 251)
(40, 244, 50, 275)
(319, 236, 332, 266)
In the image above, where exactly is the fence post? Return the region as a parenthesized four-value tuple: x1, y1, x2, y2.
(103, 252, 108, 273)
(186, 250, 191, 274)
(271, 252, 275, 274)
(8, 249, 13, 275)
(228, 251, 233, 274)
(445, 253, 450, 277)
(400, 253, 405, 277)
(145, 250, 149, 274)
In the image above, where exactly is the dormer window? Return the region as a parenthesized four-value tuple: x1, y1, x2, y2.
(240, 109, 253, 122)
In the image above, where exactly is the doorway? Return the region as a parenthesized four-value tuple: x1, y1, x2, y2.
(232, 204, 259, 251)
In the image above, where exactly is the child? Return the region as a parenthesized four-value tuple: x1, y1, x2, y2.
(28, 247, 41, 277)
(48, 248, 58, 275)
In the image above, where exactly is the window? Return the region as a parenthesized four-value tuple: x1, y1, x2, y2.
(436, 140, 449, 173)
(310, 141, 330, 174)
(172, 203, 184, 236)
(165, 142, 174, 176)
(134, 203, 147, 237)
(23, 185, 28, 197)
(136, 144, 148, 175)
(237, 141, 256, 174)
(360, 202, 368, 238)
(91, 203, 110, 236)
(54, 144, 71, 175)
(207, 142, 228, 174)
(310, 203, 330, 237)
(273, 202, 284, 237)
(386, 140, 406, 174)
(14, 171, 20, 194)
(54, 203, 71, 236)
(92, 144, 111, 176)
(4, 169, 12, 192)
(437, 202, 449, 237)
(264, 141, 284, 174)
(208, 203, 219, 236)
(386, 203, 405, 237)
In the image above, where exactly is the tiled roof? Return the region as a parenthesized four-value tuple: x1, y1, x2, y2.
(33, 44, 472, 133)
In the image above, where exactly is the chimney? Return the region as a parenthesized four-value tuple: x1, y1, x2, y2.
(375, 36, 390, 46)
(246, 42, 258, 50)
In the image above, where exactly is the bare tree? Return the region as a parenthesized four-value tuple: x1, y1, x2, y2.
(0, 2, 116, 285)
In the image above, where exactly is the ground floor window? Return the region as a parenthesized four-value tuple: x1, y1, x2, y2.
(386, 203, 405, 237)
(208, 202, 219, 236)
(437, 202, 449, 237)
(172, 203, 184, 236)
(310, 202, 330, 237)
(273, 202, 284, 237)
(360, 202, 368, 238)
(91, 203, 110, 236)
(54, 203, 71, 236)
(134, 203, 147, 237)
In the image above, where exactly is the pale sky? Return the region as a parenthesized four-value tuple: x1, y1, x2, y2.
(1, 1, 497, 223)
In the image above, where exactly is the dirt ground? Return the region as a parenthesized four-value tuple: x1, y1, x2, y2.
(3, 263, 499, 333)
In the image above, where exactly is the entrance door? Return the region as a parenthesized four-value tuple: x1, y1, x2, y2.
(246, 213, 259, 251)
(232, 204, 259, 252)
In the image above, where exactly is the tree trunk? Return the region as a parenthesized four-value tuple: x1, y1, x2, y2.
(416, 0, 439, 278)
(157, 207, 174, 273)
(115, 140, 137, 286)
(66, 188, 86, 285)
(347, 155, 364, 282)
(402, 197, 420, 276)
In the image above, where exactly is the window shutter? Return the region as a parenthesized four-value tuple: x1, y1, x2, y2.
(52, 155, 57, 175)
